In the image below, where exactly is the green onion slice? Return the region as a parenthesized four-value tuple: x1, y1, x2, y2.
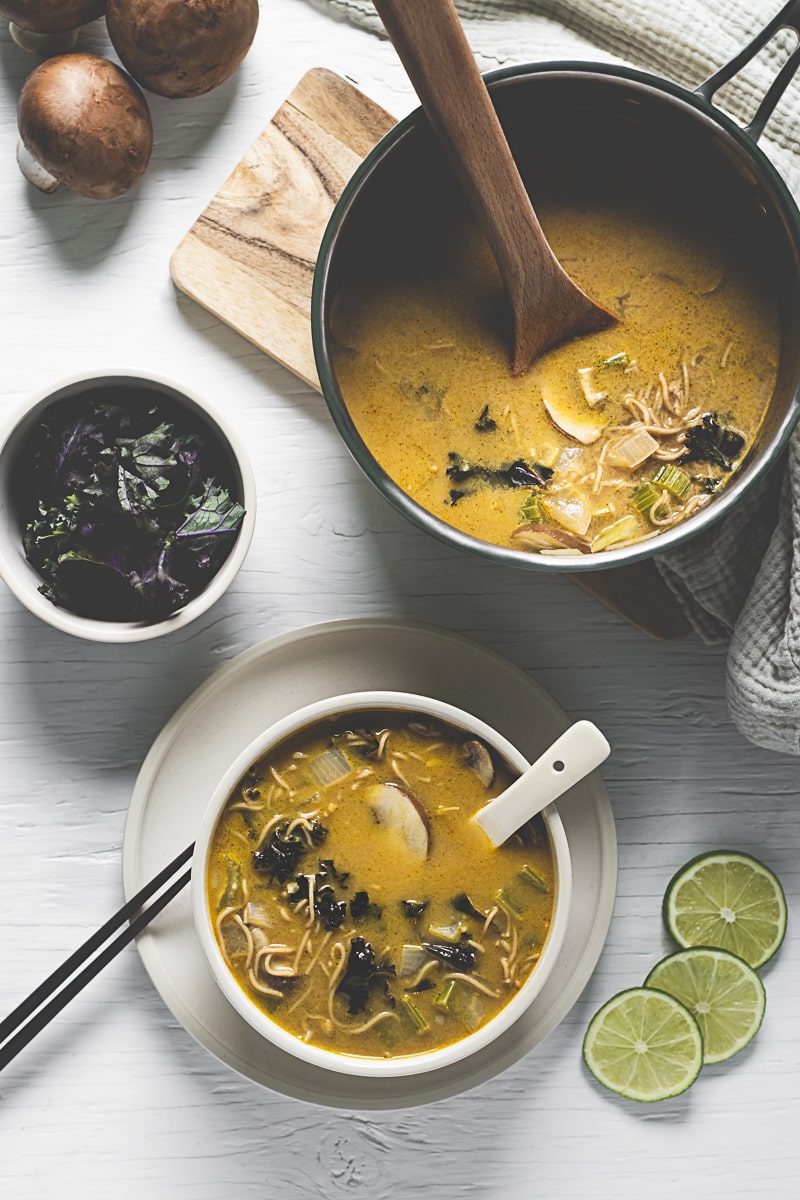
(434, 980, 458, 1012)
(400, 996, 429, 1032)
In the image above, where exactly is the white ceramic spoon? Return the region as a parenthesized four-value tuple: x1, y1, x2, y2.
(473, 721, 610, 847)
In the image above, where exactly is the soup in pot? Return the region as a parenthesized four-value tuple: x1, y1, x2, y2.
(330, 149, 779, 557)
(207, 709, 556, 1060)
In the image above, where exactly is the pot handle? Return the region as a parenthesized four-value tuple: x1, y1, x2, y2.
(695, 0, 800, 141)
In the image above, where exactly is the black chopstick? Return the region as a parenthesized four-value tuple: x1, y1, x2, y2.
(0, 842, 194, 1071)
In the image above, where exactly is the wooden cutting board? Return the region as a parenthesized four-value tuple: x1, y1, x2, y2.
(170, 68, 691, 640)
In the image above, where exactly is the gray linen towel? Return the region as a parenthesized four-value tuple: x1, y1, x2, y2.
(312, 0, 800, 753)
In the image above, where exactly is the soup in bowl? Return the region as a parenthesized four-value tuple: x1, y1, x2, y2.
(192, 691, 572, 1078)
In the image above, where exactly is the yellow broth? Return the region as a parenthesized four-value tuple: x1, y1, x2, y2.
(331, 192, 779, 556)
(207, 710, 555, 1060)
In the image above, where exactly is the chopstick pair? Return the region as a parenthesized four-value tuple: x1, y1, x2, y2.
(0, 842, 194, 1072)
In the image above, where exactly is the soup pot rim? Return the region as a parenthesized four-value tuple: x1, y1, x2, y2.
(192, 688, 573, 1078)
(312, 58, 800, 573)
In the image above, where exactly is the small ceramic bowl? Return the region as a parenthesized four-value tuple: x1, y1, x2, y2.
(192, 689, 573, 1079)
(0, 369, 256, 642)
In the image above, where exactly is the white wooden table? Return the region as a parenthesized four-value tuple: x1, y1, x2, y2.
(1, 4, 798, 1196)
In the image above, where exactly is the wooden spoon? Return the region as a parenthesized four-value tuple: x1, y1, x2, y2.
(373, 0, 618, 374)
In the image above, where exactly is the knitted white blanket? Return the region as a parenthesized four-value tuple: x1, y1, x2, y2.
(313, 0, 800, 755)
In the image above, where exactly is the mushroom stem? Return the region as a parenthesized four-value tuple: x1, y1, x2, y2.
(9, 22, 79, 55)
(16, 139, 59, 193)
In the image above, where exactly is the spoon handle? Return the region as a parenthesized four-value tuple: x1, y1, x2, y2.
(372, 0, 562, 372)
(473, 721, 610, 848)
(373, 0, 616, 371)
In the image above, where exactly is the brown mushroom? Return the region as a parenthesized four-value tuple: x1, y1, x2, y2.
(106, 0, 259, 99)
(366, 782, 431, 861)
(17, 54, 153, 199)
(462, 739, 495, 788)
(1, 1, 106, 55)
(511, 523, 591, 553)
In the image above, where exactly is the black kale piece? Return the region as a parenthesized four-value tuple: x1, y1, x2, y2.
(422, 937, 477, 972)
(693, 475, 724, 494)
(445, 453, 552, 491)
(452, 893, 484, 921)
(474, 404, 497, 433)
(449, 489, 466, 506)
(318, 859, 349, 888)
(406, 978, 435, 994)
(401, 899, 429, 920)
(332, 729, 381, 759)
(309, 820, 328, 847)
(252, 823, 305, 883)
(314, 885, 347, 931)
(336, 937, 397, 1016)
(681, 414, 745, 471)
(503, 460, 553, 488)
(350, 890, 383, 920)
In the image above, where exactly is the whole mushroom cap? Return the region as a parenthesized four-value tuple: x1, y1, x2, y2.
(106, 0, 259, 99)
(0, 0, 106, 33)
(17, 54, 153, 200)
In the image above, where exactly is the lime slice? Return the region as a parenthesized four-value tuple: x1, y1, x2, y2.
(645, 948, 766, 1064)
(582, 987, 703, 1102)
(663, 851, 787, 968)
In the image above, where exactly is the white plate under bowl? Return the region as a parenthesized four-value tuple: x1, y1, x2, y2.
(122, 618, 617, 1110)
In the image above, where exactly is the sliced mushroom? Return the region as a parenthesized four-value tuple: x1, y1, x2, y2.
(408, 719, 442, 739)
(1, 1, 106, 55)
(106, 0, 259, 99)
(16, 54, 153, 199)
(462, 739, 495, 787)
(541, 383, 609, 445)
(512, 523, 591, 553)
(366, 782, 430, 861)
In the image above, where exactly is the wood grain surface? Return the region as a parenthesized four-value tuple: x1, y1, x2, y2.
(170, 67, 395, 388)
(0, 3, 797, 1198)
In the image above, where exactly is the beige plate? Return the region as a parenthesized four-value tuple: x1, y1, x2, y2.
(122, 618, 617, 1109)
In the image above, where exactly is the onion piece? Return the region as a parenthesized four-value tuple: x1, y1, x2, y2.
(606, 429, 659, 468)
(308, 747, 351, 787)
(511, 524, 590, 553)
(244, 901, 273, 928)
(542, 489, 593, 536)
(400, 944, 429, 976)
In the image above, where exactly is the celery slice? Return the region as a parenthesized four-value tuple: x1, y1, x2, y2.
(496, 886, 525, 918)
(652, 464, 691, 500)
(520, 493, 545, 522)
(598, 352, 631, 368)
(632, 483, 659, 515)
(591, 515, 640, 552)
